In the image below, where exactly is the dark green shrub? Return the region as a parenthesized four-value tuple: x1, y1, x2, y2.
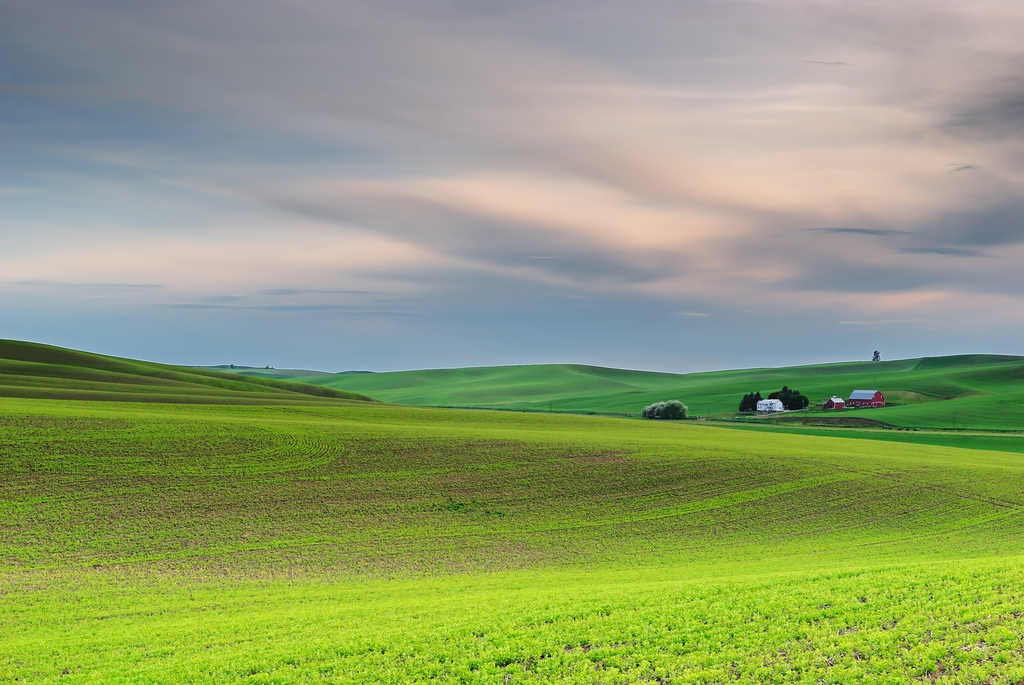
(642, 400, 688, 420)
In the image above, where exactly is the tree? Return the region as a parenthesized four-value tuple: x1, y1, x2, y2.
(738, 391, 762, 412)
(767, 386, 809, 410)
(739, 393, 753, 412)
(642, 400, 688, 420)
(872, 350, 881, 362)
(787, 393, 809, 410)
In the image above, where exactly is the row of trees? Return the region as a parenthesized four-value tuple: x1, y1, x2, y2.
(738, 385, 809, 412)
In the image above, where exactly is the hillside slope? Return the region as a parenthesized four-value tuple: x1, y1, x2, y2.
(0, 340, 374, 404)
(303, 354, 1024, 429)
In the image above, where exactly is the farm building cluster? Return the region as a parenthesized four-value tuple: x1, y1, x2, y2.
(740, 387, 809, 413)
(743, 388, 884, 413)
(751, 389, 885, 413)
(756, 398, 785, 412)
(824, 390, 885, 410)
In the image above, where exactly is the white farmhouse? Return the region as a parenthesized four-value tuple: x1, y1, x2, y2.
(756, 398, 785, 412)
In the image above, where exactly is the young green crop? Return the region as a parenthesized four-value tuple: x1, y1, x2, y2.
(5, 560, 1024, 684)
(4, 397, 1024, 682)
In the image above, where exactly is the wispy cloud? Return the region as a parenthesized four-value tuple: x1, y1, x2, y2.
(898, 246, 989, 257)
(806, 227, 908, 237)
(9, 280, 164, 290)
(262, 288, 378, 296)
(163, 303, 414, 314)
(838, 319, 928, 326)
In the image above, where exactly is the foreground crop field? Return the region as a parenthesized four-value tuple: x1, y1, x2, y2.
(4, 397, 1024, 683)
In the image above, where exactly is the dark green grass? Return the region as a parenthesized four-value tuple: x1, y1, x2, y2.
(728, 423, 1024, 454)
(0, 340, 374, 404)
(304, 354, 1024, 430)
(5, 397, 1024, 682)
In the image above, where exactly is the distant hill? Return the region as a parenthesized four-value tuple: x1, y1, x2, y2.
(6, 340, 1022, 429)
(300, 355, 1024, 430)
(0, 340, 375, 404)
(192, 365, 337, 380)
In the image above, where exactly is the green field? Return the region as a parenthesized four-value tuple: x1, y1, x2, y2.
(298, 355, 1024, 430)
(5, 369, 1024, 683)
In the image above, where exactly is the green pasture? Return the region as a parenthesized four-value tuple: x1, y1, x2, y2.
(5, 396, 1024, 682)
(299, 354, 1024, 430)
(729, 423, 1024, 454)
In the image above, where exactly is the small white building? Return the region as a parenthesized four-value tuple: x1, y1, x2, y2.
(756, 398, 785, 412)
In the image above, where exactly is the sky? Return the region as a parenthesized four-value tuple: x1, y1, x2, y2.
(2, 0, 1023, 373)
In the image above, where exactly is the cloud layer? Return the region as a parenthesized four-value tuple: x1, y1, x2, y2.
(2, 0, 1023, 369)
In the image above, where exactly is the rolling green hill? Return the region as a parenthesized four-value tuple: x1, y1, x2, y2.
(5, 398, 1024, 682)
(303, 354, 1024, 429)
(5, 342, 1024, 680)
(0, 340, 374, 404)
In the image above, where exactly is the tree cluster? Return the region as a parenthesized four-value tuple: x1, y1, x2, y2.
(642, 400, 688, 420)
(738, 386, 809, 412)
(769, 386, 809, 410)
(738, 391, 763, 412)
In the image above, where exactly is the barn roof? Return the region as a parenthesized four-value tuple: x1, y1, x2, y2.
(849, 389, 880, 400)
(828, 396, 845, 402)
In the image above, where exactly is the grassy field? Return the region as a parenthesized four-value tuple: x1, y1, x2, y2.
(5, 393, 1024, 682)
(729, 422, 1024, 455)
(297, 355, 1024, 430)
(0, 340, 373, 404)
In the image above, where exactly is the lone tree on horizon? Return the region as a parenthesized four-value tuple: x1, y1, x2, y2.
(873, 350, 881, 362)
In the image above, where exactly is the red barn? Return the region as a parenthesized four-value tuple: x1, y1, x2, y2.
(848, 390, 885, 408)
(824, 396, 845, 410)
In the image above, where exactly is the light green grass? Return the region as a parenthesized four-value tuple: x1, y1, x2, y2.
(303, 354, 1024, 430)
(4, 397, 1024, 682)
(6, 561, 1024, 684)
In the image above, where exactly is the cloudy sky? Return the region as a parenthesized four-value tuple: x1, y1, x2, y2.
(2, 0, 1023, 372)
